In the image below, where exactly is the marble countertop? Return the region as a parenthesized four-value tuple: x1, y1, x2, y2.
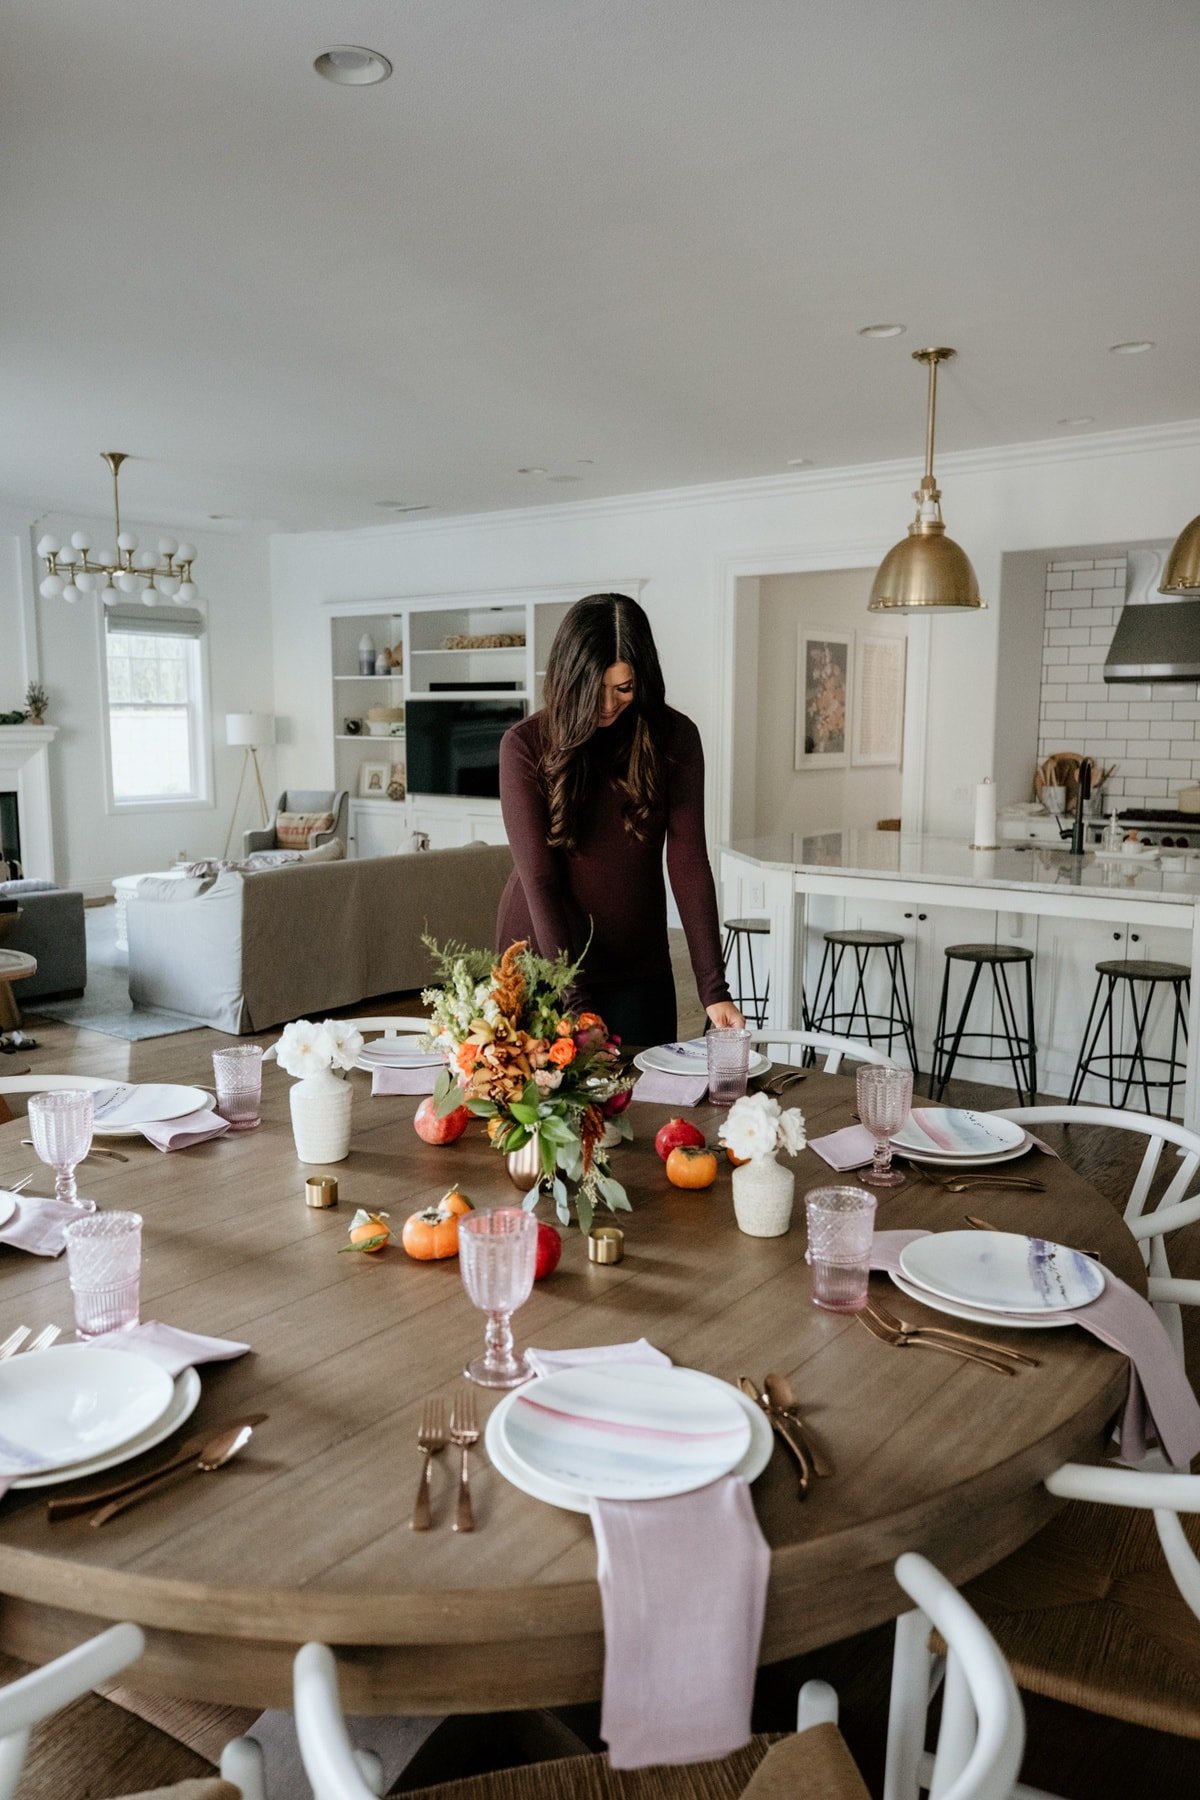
(720, 831, 1200, 906)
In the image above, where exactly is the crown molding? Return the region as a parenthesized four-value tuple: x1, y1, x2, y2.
(282, 417, 1200, 551)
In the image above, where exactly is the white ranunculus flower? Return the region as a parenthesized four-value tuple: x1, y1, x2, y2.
(326, 1020, 365, 1069)
(717, 1091, 781, 1162)
(776, 1108, 807, 1155)
(275, 1018, 336, 1079)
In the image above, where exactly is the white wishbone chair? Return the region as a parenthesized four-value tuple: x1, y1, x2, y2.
(749, 1028, 895, 1075)
(0, 1622, 264, 1800)
(294, 1554, 1023, 1800)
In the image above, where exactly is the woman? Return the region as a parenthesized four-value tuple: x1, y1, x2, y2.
(497, 592, 744, 1046)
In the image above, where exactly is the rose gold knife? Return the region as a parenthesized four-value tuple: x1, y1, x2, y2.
(46, 1414, 267, 1521)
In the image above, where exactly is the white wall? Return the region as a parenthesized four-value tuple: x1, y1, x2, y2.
(753, 569, 904, 834)
(267, 421, 1200, 847)
(0, 512, 273, 893)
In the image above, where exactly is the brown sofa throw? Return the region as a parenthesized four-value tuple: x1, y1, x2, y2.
(274, 810, 335, 849)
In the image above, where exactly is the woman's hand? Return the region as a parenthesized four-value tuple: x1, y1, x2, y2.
(706, 1000, 747, 1031)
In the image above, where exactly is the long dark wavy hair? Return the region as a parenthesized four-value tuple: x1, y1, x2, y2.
(541, 593, 666, 851)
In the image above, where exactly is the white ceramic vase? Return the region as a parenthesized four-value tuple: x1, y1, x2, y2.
(731, 1152, 794, 1237)
(290, 1066, 353, 1163)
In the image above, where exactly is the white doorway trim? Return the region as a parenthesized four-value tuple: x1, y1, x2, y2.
(712, 542, 931, 845)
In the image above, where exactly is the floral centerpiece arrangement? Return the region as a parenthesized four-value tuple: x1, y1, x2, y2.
(717, 1091, 807, 1239)
(275, 1018, 365, 1164)
(423, 937, 636, 1231)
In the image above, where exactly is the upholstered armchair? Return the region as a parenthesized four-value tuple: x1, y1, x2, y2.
(243, 790, 349, 857)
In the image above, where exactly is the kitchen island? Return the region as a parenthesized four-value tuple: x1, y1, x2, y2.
(720, 832, 1200, 1125)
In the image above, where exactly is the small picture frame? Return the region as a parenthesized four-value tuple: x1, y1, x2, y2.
(796, 628, 852, 768)
(358, 761, 390, 798)
(851, 632, 907, 767)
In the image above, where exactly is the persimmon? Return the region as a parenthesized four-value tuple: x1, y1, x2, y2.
(666, 1144, 718, 1189)
(440, 1184, 475, 1218)
(340, 1209, 391, 1253)
(402, 1205, 462, 1260)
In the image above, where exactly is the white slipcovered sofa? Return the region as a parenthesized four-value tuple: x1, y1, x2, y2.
(127, 842, 513, 1034)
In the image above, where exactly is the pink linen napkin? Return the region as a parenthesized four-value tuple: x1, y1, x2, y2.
(871, 1228, 1200, 1469)
(525, 1337, 770, 1769)
(810, 1124, 876, 1171)
(0, 1192, 95, 1257)
(631, 1070, 708, 1106)
(139, 1108, 231, 1152)
(370, 1066, 439, 1096)
(86, 1320, 250, 1377)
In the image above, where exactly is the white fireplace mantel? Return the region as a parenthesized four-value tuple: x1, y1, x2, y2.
(0, 725, 58, 880)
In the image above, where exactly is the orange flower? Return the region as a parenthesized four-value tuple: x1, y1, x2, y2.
(548, 1038, 576, 1068)
(456, 1043, 481, 1074)
(577, 1011, 605, 1031)
(556, 1017, 575, 1037)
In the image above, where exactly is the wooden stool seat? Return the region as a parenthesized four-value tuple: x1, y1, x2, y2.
(822, 929, 905, 949)
(1094, 958, 1191, 983)
(406, 1727, 868, 1800)
(963, 1497, 1200, 1740)
(723, 917, 770, 935)
(945, 942, 1035, 966)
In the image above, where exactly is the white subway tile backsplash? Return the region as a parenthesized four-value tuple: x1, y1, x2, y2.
(1094, 558, 1125, 569)
(1043, 703, 1087, 721)
(1148, 760, 1184, 777)
(1068, 684, 1100, 702)
(1073, 647, 1109, 663)
(1047, 628, 1091, 646)
(1069, 607, 1102, 627)
(1046, 571, 1074, 590)
(1089, 626, 1116, 646)
(1085, 703, 1130, 721)
(1079, 567, 1118, 587)
(1043, 646, 1069, 665)
(1129, 702, 1173, 720)
(1174, 702, 1200, 720)
(1049, 560, 1094, 571)
(1123, 738, 1158, 758)
(1041, 686, 1068, 704)
(1121, 760, 1147, 778)
(1151, 720, 1197, 740)
(1072, 569, 1102, 586)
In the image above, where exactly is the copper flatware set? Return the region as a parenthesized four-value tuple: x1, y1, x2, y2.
(413, 1392, 478, 1530)
(46, 1414, 267, 1526)
(738, 1374, 834, 1498)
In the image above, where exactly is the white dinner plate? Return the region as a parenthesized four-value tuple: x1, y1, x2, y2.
(357, 1039, 443, 1069)
(634, 1046, 772, 1081)
(13, 1366, 202, 1489)
(499, 1363, 753, 1501)
(0, 1346, 176, 1478)
(899, 1230, 1106, 1315)
(92, 1084, 212, 1138)
(891, 1109, 1026, 1161)
(898, 1135, 1034, 1170)
(0, 1193, 17, 1231)
(889, 1268, 1073, 1331)
(486, 1374, 772, 1513)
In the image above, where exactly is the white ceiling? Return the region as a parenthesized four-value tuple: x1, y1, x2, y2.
(3, 0, 1199, 532)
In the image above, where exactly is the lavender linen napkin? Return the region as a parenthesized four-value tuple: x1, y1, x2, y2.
(524, 1337, 769, 1769)
(86, 1321, 250, 1378)
(371, 1066, 439, 1097)
(631, 1070, 708, 1106)
(871, 1229, 1200, 1468)
(810, 1124, 876, 1171)
(0, 1192, 95, 1257)
(139, 1108, 231, 1152)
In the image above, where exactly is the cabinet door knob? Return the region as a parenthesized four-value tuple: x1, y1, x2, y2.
(1131, 933, 1140, 943)
(903, 912, 913, 919)
(918, 913, 927, 922)
(1114, 932, 1121, 941)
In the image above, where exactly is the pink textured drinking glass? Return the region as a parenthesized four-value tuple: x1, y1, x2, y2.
(65, 1211, 143, 1338)
(212, 1045, 264, 1130)
(805, 1185, 877, 1312)
(855, 1064, 913, 1188)
(27, 1089, 94, 1206)
(458, 1208, 538, 1389)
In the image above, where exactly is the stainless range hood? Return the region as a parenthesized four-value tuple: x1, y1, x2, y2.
(1104, 545, 1200, 683)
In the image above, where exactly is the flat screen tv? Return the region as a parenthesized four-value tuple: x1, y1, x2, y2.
(405, 698, 525, 799)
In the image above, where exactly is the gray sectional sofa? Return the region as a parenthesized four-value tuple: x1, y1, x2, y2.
(126, 842, 514, 1034)
(0, 881, 87, 998)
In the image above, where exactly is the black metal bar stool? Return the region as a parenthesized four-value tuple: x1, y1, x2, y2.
(808, 929, 919, 1074)
(931, 943, 1037, 1104)
(1068, 959, 1190, 1116)
(721, 917, 771, 1027)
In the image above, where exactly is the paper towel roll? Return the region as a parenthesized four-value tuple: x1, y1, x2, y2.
(972, 779, 998, 849)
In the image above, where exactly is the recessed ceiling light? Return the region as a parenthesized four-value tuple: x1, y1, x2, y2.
(313, 46, 392, 86)
(546, 474, 582, 484)
(1057, 416, 1094, 427)
(1109, 340, 1155, 355)
(786, 456, 813, 468)
(517, 466, 547, 476)
(858, 324, 906, 339)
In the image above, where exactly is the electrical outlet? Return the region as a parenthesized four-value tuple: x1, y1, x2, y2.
(952, 785, 972, 806)
(747, 882, 765, 909)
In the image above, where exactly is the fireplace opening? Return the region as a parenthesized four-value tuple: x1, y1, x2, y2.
(0, 791, 20, 875)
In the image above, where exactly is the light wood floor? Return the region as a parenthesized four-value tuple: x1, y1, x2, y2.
(1, 921, 1196, 1796)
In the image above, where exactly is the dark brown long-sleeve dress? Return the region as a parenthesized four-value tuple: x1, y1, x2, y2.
(496, 705, 730, 1045)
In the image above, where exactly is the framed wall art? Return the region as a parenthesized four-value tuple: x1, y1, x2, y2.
(357, 761, 390, 798)
(851, 632, 906, 767)
(796, 628, 852, 768)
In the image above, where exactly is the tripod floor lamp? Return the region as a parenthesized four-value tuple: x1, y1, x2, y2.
(223, 713, 275, 858)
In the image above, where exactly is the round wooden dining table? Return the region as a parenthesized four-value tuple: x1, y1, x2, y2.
(0, 1065, 1144, 1714)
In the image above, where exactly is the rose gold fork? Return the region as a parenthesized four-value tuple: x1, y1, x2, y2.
(411, 1399, 447, 1531)
(866, 1297, 1040, 1367)
(856, 1305, 1016, 1375)
(450, 1389, 479, 1533)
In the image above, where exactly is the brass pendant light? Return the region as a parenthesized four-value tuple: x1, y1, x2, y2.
(868, 347, 985, 613)
(1160, 513, 1200, 595)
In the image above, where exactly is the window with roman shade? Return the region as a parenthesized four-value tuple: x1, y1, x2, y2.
(102, 605, 211, 807)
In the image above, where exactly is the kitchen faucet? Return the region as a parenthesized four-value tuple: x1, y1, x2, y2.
(1065, 757, 1094, 856)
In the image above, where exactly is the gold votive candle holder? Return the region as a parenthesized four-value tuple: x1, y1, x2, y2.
(305, 1176, 339, 1209)
(587, 1225, 625, 1265)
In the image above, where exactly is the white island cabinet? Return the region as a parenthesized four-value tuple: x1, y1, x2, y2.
(720, 832, 1200, 1124)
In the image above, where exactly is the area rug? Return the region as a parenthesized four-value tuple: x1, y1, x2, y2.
(29, 905, 202, 1041)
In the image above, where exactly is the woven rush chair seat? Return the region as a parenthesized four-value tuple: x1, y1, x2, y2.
(407, 1728, 869, 1800)
(115, 1783, 241, 1800)
(962, 1497, 1200, 1738)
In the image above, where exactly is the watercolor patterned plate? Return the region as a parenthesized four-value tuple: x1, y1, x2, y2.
(499, 1363, 753, 1500)
(888, 1269, 1072, 1331)
(899, 1230, 1106, 1316)
(487, 1374, 772, 1512)
(890, 1109, 1026, 1161)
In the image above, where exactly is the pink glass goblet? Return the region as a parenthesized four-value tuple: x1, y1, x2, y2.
(27, 1089, 94, 1206)
(855, 1064, 913, 1188)
(458, 1208, 538, 1389)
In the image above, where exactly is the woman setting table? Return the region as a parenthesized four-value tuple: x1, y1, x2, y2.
(0, 1062, 1146, 1716)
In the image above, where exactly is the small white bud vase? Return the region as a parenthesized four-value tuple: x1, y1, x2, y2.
(731, 1152, 795, 1237)
(290, 1066, 353, 1164)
